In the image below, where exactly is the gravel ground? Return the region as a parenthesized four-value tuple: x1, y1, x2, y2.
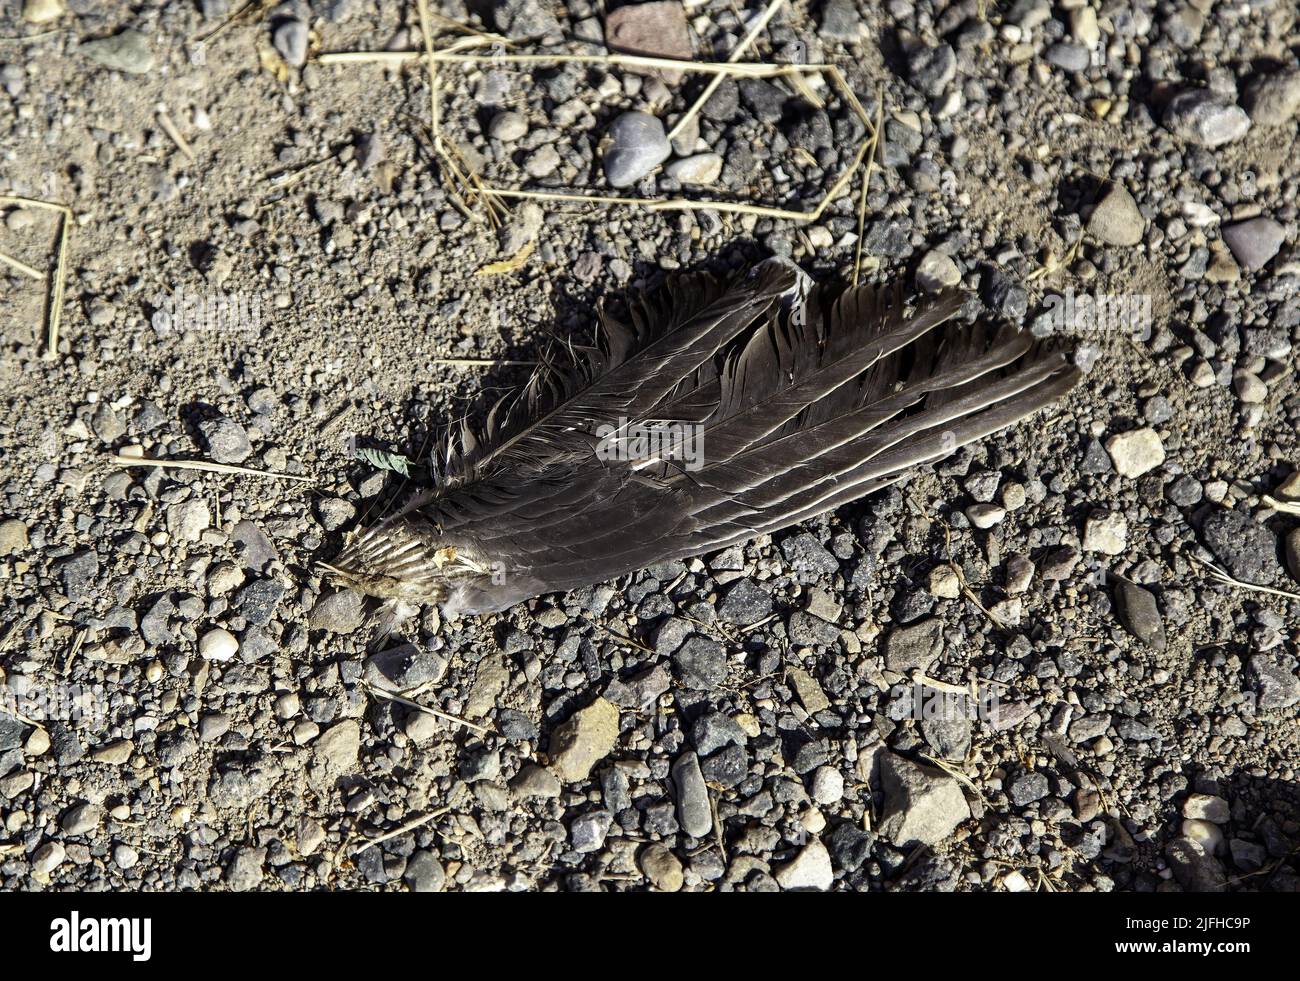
(1, 0, 1298, 893)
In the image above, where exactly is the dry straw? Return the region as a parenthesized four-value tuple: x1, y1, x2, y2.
(319, 0, 879, 225)
(1187, 552, 1300, 601)
(0, 193, 72, 360)
(109, 452, 315, 483)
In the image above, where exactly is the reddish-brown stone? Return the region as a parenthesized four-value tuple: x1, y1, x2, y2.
(605, 1, 693, 84)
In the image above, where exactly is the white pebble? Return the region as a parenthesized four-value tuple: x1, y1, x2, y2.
(1105, 427, 1165, 478)
(1002, 869, 1032, 892)
(966, 503, 1007, 529)
(114, 844, 140, 870)
(1183, 793, 1230, 823)
(810, 765, 845, 805)
(1182, 819, 1224, 854)
(198, 627, 238, 661)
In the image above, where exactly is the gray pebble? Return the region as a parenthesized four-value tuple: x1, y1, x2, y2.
(1201, 509, 1282, 586)
(1087, 184, 1144, 246)
(308, 590, 365, 633)
(200, 417, 253, 464)
(603, 112, 671, 189)
(1245, 69, 1300, 127)
(80, 30, 155, 74)
(273, 19, 308, 68)
(1163, 89, 1251, 147)
(671, 752, 712, 838)
(1221, 217, 1286, 271)
(907, 43, 956, 96)
(1114, 580, 1166, 651)
(489, 110, 528, 142)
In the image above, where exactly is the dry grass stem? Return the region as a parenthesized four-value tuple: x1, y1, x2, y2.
(109, 453, 315, 482)
(851, 86, 885, 287)
(0, 193, 72, 359)
(665, 0, 787, 143)
(156, 104, 197, 162)
(353, 808, 450, 855)
(1187, 553, 1300, 601)
(320, 40, 873, 222)
(0, 249, 44, 280)
(362, 681, 494, 735)
(920, 753, 988, 804)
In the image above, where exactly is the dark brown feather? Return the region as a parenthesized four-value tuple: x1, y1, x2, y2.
(328, 264, 1081, 615)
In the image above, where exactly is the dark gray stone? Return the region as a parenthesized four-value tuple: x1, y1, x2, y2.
(604, 663, 671, 709)
(779, 532, 840, 576)
(603, 112, 671, 188)
(364, 644, 448, 692)
(1114, 580, 1166, 650)
(883, 618, 943, 673)
(1009, 771, 1050, 806)
(404, 850, 445, 892)
(0, 714, 24, 753)
(829, 823, 874, 871)
(1166, 838, 1226, 892)
(1167, 475, 1202, 506)
(493, 0, 561, 40)
(738, 78, 788, 124)
(1201, 509, 1282, 586)
(235, 578, 287, 626)
(717, 578, 772, 624)
(692, 712, 748, 755)
(983, 269, 1028, 321)
(231, 520, 278, 571)
(673, 636, 727, 689)
(1045, 42, 1090, 72)
(699, 744, 747, 787)
(671, 752, 712, 838)
(787, 611, 841, 647)
(199, 416, 252, 464)
(818, 0, 861, 42)
(906, 43, 956, 96)
(57, 550, 99, 600)
(1221, 218, 1286, 271)
(1249, 654, 1300, 710)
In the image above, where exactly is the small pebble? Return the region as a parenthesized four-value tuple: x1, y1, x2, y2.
(489, 111, 528, 142)
(603, 111, 671, 188)
(915, 250, 961, 291)
(198, 628, 239, 661)
(1221, 218, 1286, 272)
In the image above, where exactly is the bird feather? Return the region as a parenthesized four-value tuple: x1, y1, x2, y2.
(329, 263, 1081, 616)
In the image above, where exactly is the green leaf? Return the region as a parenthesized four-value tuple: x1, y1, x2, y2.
(355, 446, 412, 477)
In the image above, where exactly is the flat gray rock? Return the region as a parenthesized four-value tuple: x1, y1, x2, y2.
(878, 753, 970, 847)
(1201, 509, 1282, 586)
(1245, 69, 1300, 127)
(883, 617, 943, 673)
(1163, 89, 1251, 147)
(671, 751, 712, 838)
(1221, 217, 1286, 271)
(1114, 580, 1166, 651)
(603, 112, 671, 189)
(81, 30, 155, 74)
(1088, 184, 1144, 246)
